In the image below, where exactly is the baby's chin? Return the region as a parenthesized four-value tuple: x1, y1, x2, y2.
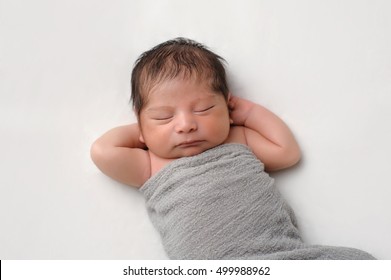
(171, 144, 217, 158)
(174, 147, 210, 158)
(149, 142, 222, 159)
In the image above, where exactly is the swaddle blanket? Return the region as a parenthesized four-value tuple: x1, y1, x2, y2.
(140, 143, 375, 259)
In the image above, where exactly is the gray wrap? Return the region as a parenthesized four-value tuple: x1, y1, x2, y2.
(140, 144, 375, 259)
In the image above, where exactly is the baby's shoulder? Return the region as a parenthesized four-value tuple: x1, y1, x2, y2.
(148, 151, 176, 178)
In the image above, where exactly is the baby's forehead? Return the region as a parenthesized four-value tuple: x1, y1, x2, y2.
(145, 75, 214, 97)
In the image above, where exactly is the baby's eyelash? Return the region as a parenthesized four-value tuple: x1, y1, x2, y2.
(153, 116, 173, 120)
(195, 105, 215, 113)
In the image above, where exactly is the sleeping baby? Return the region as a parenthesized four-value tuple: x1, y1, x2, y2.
(90, 37, 375, 259)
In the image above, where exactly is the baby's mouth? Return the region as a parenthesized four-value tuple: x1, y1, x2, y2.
(176, 140, 204, 147)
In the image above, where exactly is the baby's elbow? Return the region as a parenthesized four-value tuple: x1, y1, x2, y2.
(285, 145, 301, 168)
(284, 143, 301, 167)
(273, 146, 301, 171)
(90, 141, 104, 167)
(265, 146, 301, 172)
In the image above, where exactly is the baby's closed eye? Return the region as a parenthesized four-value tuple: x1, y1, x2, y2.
(151, 114, 173, 120)
(194, 105, 215, 113)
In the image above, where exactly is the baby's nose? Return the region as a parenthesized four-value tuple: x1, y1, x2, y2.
(175, 113, 197, 133)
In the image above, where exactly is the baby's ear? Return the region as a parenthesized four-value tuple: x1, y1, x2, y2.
(137, 124, 145, 144)
(139, 133, 145, 144)
(227, 92, 232, 102)
(227, 93, 234, 124)
(227, 92, 234, 109)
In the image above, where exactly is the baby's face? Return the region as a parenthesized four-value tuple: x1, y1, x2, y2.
(138, 77, 231, 159)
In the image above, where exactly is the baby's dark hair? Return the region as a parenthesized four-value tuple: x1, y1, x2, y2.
(131, 38, 229, 116)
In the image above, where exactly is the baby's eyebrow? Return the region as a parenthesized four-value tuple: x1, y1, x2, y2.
(145, 106, 173, 113)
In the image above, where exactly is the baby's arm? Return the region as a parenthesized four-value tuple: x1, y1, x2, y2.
(90, 124, 150, 187)
(229, 96, 301, 171)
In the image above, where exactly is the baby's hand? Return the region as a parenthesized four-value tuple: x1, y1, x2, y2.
(228, 95, 255, 126)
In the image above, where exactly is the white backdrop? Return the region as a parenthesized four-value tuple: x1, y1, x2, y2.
(1, 0, 390, 259)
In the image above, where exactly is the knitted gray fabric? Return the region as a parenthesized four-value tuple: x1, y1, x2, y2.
(140, 143, 375, 260)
